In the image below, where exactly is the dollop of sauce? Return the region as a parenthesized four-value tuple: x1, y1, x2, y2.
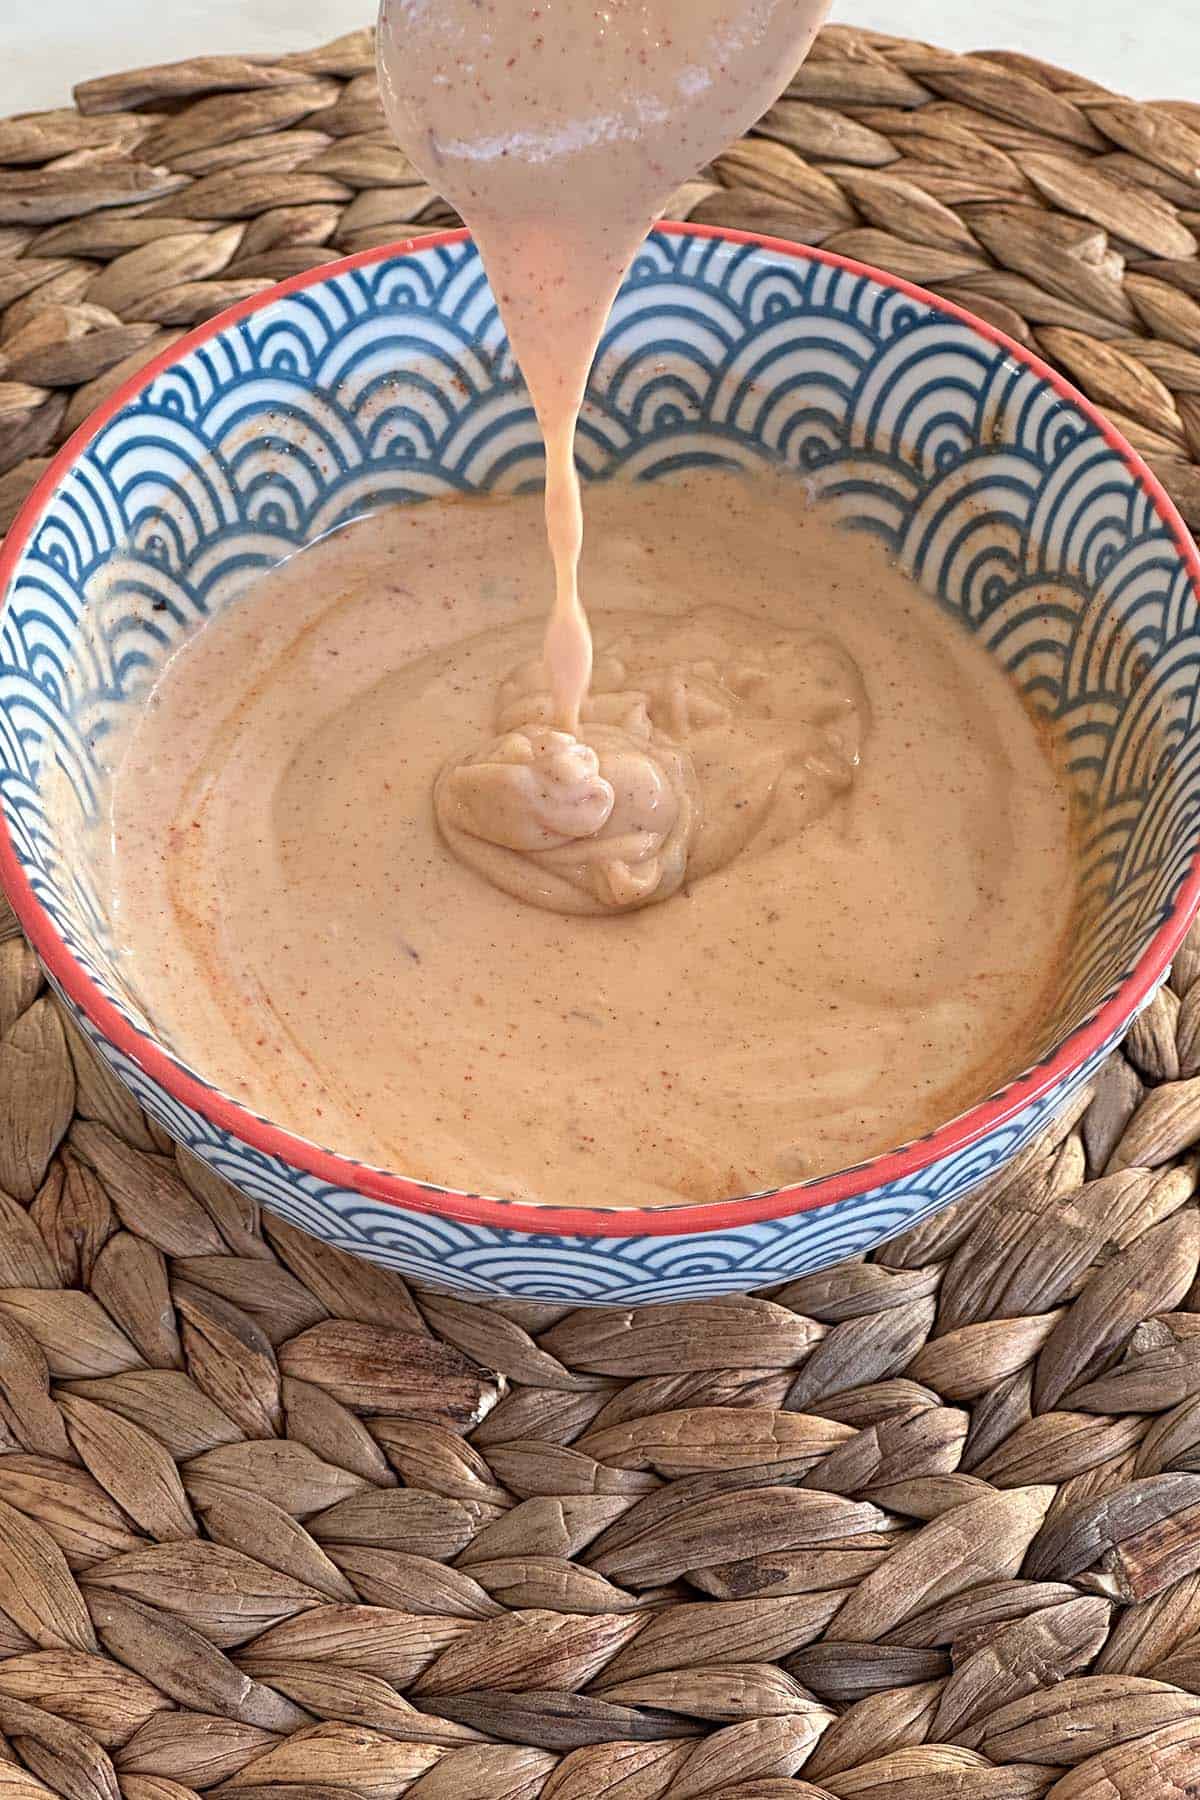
(438, 724, 698, 914)
(436, 608, 867, 913)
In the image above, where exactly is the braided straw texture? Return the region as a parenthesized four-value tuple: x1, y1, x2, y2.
(2, 21, 1200, 1800)
(2, 25, 1200, 537)
(0, 24, 1200, 532)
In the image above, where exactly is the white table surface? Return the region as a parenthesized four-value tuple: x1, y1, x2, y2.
(0, 2, 1191, 118)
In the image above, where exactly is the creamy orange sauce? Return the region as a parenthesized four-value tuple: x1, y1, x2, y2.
(104, 472, 1078, 1208)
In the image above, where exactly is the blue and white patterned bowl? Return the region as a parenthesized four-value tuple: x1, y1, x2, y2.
(2, 223, 1199, 1304)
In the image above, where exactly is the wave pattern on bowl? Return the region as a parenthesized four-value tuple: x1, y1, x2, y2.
(59, 1006, 1119, 1301)
(1, 227, 1197, 1301)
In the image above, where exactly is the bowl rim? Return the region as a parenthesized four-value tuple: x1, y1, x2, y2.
(2, 220, 1198, 1240)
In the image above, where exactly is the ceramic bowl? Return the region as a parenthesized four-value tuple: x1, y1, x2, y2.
(2, 223, 1199, 1304)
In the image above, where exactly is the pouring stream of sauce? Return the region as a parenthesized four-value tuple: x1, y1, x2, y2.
(377, 0, 830, 735)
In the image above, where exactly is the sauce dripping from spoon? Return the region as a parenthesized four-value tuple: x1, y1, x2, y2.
(377, 0, 831, 732)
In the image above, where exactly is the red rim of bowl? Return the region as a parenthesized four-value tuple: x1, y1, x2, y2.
(2, 221, 1199, 1240)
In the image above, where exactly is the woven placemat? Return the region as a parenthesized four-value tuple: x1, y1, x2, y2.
(2, 24, 1200, 538)
(2, 21, 1200, 1800)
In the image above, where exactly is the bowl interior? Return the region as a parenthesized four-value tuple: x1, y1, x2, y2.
(3, 226, 1199, 1204)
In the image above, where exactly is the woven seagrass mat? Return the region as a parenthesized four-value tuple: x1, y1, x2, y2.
(2, 19, 1200, 1800)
